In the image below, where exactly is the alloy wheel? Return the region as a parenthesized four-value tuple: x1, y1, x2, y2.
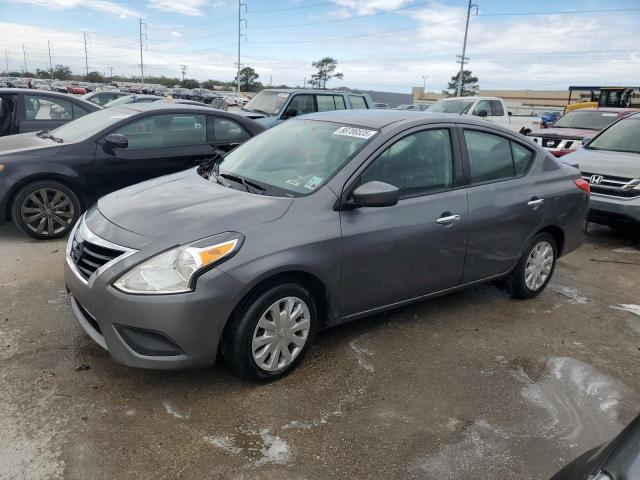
(20, 188, 75, 237)
(524, 241, 554, 291)
(251, 296, 311, 372)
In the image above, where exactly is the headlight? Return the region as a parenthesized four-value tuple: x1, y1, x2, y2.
(114, 234, 242, 294)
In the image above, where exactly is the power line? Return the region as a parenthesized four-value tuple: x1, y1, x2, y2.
(479, 7, 640, 16)
(248, 1, 333, 14)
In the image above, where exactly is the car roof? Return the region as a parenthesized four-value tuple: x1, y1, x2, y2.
(259, 88, 367, 95)
(299, 109, 505, 130)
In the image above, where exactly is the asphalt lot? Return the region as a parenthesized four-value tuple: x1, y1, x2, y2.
(1, 221, 639, 480)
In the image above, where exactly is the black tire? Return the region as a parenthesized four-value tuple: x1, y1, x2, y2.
(508, 232, 557, 299)
(222, 282, 317, 381)
(11, 180, 81, 240)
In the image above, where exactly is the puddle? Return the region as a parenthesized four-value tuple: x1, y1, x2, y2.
(553, 285, 587, 304)
(204, 429, 290, 466)
(419, 356, 636, 478)
(516, 357, 633, 443)
(163, 401, 189, 420)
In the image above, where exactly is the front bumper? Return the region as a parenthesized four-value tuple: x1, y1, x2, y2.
(589, 193, 640, 228)
(64, 223, 245, 370)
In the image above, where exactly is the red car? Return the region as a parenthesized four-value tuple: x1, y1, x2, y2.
(527, 108, 637, 157)
(66, 84, 87, 95)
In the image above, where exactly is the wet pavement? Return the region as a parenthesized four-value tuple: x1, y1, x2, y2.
(1, 223, 639, 479)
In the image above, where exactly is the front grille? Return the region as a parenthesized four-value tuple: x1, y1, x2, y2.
(540, 138, 561, 148)
(582, 172, 640, 198)
(71, 239, 124, 280)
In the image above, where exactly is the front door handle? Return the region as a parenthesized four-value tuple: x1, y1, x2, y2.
(527, 198, 545, 207)
(436, 214, 461, 225)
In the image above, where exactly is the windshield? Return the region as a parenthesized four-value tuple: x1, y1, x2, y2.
(214, 120, 376, 196)
(51, 107, 136, 143)
(243, 91, 289, 116)
(587, 116, 640, 154)
(428, 99, 474, 114)
(553, 110, 621, 130)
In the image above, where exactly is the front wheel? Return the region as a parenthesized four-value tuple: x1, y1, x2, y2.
(11, 180, 81, 240)
(508, 233, 557, 299)
(222, 283, 317, 381)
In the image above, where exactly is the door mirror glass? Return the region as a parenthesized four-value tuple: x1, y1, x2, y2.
(350, 181, 399, 207)
(477, 109, 488, 118)
(281, 109, 297, 120)
(582, 136, 591, 146)
(104, 133, 128, 149)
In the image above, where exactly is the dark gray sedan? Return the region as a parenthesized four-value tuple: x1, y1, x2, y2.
(65, 110, 589, 380)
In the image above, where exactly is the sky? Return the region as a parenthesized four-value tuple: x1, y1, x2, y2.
(1, 0, 639, 93)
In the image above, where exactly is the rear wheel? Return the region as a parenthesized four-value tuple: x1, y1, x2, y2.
(222, 283, 317, 381)
(508, 232, 557, 299)
(11, 180, 80, 240)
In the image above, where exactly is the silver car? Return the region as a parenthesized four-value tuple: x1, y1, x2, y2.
(566, 112, 640, 229)
(65, 110, 589, 380)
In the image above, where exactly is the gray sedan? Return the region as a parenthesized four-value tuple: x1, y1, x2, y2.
(65, 110, 589, 380)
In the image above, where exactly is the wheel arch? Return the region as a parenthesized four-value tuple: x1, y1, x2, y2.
(536, 225, 565, 257)
(224, 269, 335, 336)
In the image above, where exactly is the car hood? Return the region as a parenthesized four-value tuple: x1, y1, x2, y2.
(568, 148, 640, 177)
(97, 168, 293, 243)
(0, 132, 63, 156)
(528, 127, 597, 139)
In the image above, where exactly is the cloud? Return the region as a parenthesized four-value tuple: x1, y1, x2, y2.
(14, 0, 141, 18)
(147, 0, 209, 16)
(332, 0, 410, 15)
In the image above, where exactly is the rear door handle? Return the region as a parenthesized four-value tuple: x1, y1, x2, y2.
(436, 214, 461, 225)
(527, 198, 545, 207)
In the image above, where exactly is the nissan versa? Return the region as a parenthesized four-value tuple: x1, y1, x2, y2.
(65, 110, 589, 380)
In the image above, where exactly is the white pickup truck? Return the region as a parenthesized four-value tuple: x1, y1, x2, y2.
(428, 96, 542, 134)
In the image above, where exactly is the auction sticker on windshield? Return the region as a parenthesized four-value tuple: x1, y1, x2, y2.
(333, 126, 377, 139)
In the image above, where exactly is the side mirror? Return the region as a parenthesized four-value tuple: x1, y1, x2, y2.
(281, 109, 297, 120)
(104, 133, 128, 149)
(581, 136, 591, 147)
(349, 181, 399, 208)
(476, 109, 488, 118)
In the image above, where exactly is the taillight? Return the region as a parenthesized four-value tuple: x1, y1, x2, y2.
(574, 178, 590, 194)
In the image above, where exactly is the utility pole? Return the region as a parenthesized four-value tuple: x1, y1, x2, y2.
(108, 66, 113, 78)
(83, 31, 90, 77)
(303, 77, 306, 88)
(180, 64, 187, 82)
(139, 18, 147, 84)
(48, 40, 54, 78)
(422, 75, 428, 92)
(22, 45, 27, 74)
(4, 49, 8, 73)
(269, 75, 272, 87)
(237, 0, 247, 93)
(456, 0, 477, 97)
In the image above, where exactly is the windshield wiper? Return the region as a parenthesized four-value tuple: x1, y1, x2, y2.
(220, 173, 266, 195)
(38, 130, 64, 143)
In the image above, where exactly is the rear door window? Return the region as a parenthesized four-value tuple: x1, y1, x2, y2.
(464, 130, 514, 183)
(348, 95, 368, 109)
(334, 95, 346, 110)
(316, 95, 337, 112)
(511, 142, 534, 175)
